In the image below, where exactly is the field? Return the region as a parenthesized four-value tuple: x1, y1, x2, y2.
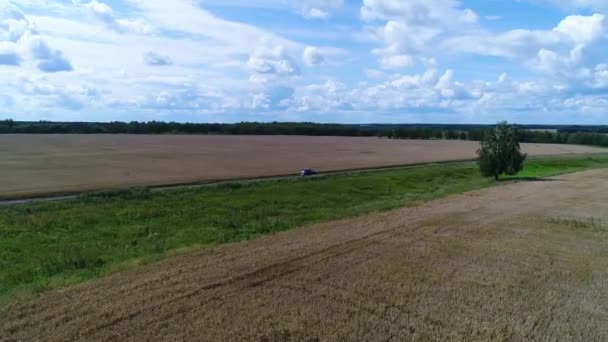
(1, 157, 607, 300)
(1, 134, 606, 199)
(2, 167, 608, 340)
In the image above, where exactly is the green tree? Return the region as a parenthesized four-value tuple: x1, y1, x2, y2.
(477, 121, 527, 180)
(2, 119, 14, 128)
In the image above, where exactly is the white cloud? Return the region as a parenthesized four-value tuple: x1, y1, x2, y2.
(303, 46, 324, 66)
(143, 51, 172, 66)
(20, 33, 73, 72)
(0, 41, 19, 65)
(553, 14, 605, 45)
(0, 5, 73, 72)
(247, 45, 300, 83)
(301, 0, 343, 19)
(2, 0, 608, 123)
(293, 80, 353, 111)
(593, 64, 608, 88)
(361, 0, 478, 24)
(14, 74, 100, 111)
(0, 4, 34, 41)
(0, 0, 312, 119)
(250, 86, 294, 110)
(449, 14, 605, 57)
(127, 0, 297, 53)
(442, 13, 606, 85)
(379, 54, 414, 69)
(362, 0, 478, 69)
(84, 0, 154, 34)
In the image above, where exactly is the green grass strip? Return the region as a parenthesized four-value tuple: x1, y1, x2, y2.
(1, 155, 607, 299)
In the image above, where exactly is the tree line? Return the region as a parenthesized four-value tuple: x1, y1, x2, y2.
(2, 119, 608, 147)
(0, 120, 380, 136)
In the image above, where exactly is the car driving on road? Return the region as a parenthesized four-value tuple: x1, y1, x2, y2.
(300, 169, 317, 176)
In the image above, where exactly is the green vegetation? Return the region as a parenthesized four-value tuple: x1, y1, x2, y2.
(477, 122, 527, 180)
(1, 156, 608, 299)
(3, 119, 608, 147)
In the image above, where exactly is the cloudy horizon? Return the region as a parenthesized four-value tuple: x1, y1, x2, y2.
(1, 0, 607, 124)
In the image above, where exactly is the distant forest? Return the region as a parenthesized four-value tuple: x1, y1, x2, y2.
(2, 119, 608, 147)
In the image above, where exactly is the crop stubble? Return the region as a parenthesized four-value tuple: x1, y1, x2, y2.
(2, 169, 608, 340)
(1, 134, 605, 199)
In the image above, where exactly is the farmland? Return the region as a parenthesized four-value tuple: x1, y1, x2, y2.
(0, 156, 607, 299)
(2, 133, 608, 340)
(1, 134, 606, 199)
(2, 167, 608, 340)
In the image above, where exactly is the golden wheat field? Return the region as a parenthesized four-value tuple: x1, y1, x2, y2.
(2, 169, 608, 340)
(1, 134, 605, 199)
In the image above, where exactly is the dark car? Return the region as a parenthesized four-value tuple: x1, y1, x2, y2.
(300, 169, 317, 176)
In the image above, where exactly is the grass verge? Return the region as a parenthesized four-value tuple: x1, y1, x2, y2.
(1, 155, 607, 299)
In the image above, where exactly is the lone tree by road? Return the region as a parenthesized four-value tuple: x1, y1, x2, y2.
(477, 121, 527, 180)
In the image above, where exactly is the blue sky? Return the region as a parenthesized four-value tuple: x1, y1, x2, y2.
(0, 0, 607, 124)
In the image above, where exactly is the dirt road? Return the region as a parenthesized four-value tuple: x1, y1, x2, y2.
(1, 134, 605, 199)
(2, 169, 608, 341)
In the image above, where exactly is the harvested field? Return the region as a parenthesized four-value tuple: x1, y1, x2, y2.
(2, 169, 608, 341)
(0, 134, 606, 199)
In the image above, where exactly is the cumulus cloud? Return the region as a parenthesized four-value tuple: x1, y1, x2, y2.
(143, 51, 172, 66)
(36, 52, 72, 72)
(441, 13, 606, 91)
(19, 33, 73, 72)
(435, 69, 471, 99)
(0, 41, 19, 65)
(362, 0, 607, 90)
(250, 86, 294, 110)
(247, 45, 300, 82)
(146, 87, 223, 110)
(292, 80, 353, 111)
(289, 67, 466, 113)
(362, 0, 479, 69)
(301, 0, 343, 19)
(592, 64, 608, 88)
(303, 46, 324, 66)
(444, 14, 605, 58)
(3, 0, 608, 122)
(379, 54, 415, 69)
(0, 4, 33, 42)
(554, 14, 605, 45)
(361, 0, 478, 24)
(283, 64, 608, 122)
(15, 75, 99, 110)
(0, 4, 72, 72)
(84, 0, 154, 34)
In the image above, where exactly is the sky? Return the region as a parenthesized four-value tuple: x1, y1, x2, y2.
(0, 0, 607, 124)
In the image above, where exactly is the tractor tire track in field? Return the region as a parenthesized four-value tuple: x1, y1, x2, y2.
(3, 169, 608, 340)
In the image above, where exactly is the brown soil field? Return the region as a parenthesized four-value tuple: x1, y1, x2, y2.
(2, 169, 608, 341)
(1, 134, 606, 199)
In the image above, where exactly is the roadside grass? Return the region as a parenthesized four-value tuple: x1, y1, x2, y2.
(1, 155, 608, 300)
